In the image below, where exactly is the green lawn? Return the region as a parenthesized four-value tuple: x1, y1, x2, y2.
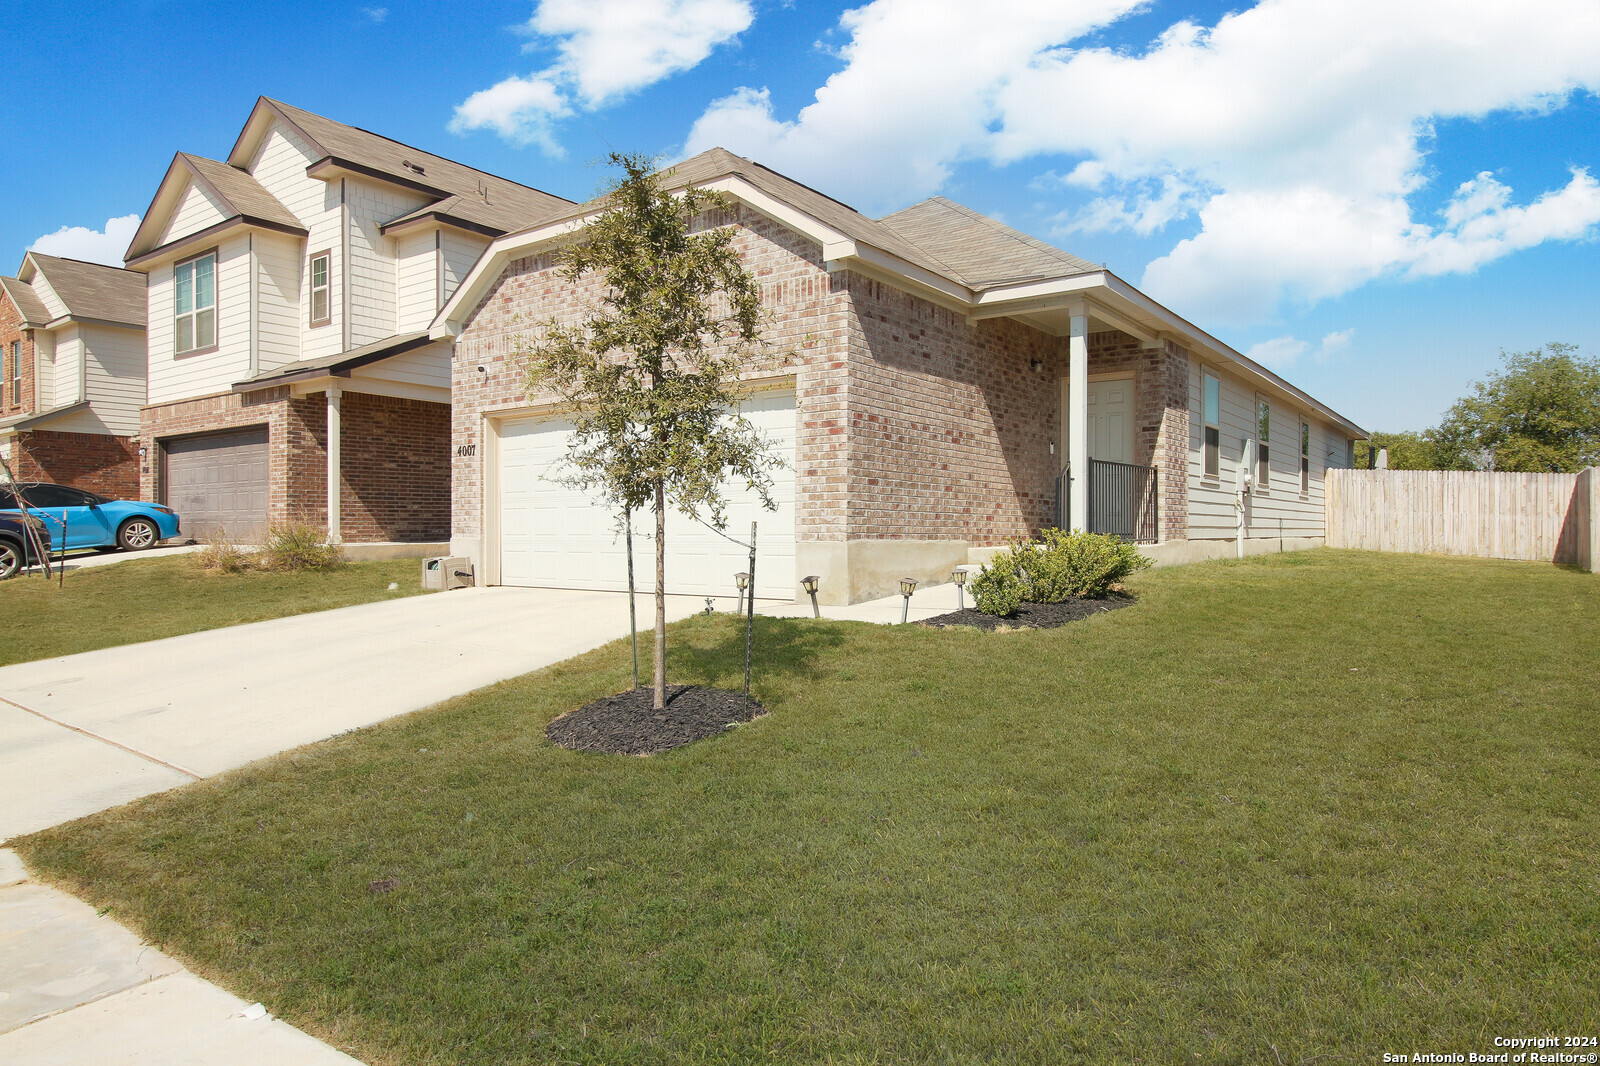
(0, 554, 432, 666)
(16, 550, 1599, 1064)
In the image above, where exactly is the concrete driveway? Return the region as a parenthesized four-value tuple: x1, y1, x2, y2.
(0, 586, 710, 843)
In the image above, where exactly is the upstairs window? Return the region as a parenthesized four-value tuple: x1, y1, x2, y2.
(1300, 421, 1311, 495)
(174, 251, 216, 354)
(309, 251, 331, 327)
(1256, 398, 1271, 489)
(9, 341, 19, 406)
(1202, 370, 1220, 477)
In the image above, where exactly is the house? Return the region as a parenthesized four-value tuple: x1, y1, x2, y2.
(0, 252, 146, 498)
(122, 97, 572, 543)
(433, 148, 1367, 605)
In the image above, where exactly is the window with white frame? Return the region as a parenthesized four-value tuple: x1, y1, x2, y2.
(9, 341, 20, 406)
(1300, 420, 1311, 495)
(309, 251, 331, 327)
(1256, 398, 1271, 489)
(1202, 370, 1220, 477)
(173, 251, 216, 353)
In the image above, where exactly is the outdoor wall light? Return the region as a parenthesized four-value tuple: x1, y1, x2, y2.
(801, 575, 821, 617)
(899, 577, 918, 623)
(1030, 358, 1044, 374)
(951, 566, 969, 611)
(735, 570, 750, 614)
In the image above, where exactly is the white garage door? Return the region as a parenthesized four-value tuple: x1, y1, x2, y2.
(498, 390, 796, 600)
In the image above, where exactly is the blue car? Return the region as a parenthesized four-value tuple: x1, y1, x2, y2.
(0, 483, 182, 553)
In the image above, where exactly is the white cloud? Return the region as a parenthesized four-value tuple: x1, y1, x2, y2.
(686, 0, 1600, 322)
(29, 215, 141, 267)
(363, 6, 388, 23)
(449, 75, 570, 154)
(1246, 329, 1356, 370)
(686, 0, 1141, 210)
(452, 0, 752, 153)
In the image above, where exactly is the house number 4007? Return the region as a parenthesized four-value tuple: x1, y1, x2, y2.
(456, 444, 477, 457)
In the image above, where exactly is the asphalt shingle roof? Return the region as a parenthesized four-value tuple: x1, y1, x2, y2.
(877, 197, 1101, 290)
(0, 275, 51, 326)
(181, 153, 305, 233)
(24, 254, 146, 327)
(262, 98, 572, 234)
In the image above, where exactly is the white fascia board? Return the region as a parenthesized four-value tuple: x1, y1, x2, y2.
(698, 178, 852, 248)
(287, 374, 449, 404)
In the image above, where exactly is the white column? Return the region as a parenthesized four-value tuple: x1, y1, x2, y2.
(1068, 311, 1089, 531)
(326, 385, 342, 542)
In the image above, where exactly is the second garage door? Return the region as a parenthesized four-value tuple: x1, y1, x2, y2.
(164, 427, 270, 541)
(498, 390, 796, 600)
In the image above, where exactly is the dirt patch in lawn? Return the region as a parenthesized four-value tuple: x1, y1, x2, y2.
(547, 684, 768, 755)
(920, 594, 1135, 631)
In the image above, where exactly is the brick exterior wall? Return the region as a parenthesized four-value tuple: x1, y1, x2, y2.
(9, 431, 139, 498)
(450, 204, 849, 547)
(0, 289, 36, 420)
(448, 203, 1196, 570)
(140, 388, 449, 541)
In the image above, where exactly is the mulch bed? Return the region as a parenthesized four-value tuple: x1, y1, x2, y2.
(546, 684, 767, 755)
(920, 594, 1135, 631)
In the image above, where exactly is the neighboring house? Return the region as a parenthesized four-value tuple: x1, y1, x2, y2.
(122, 97, 572, 542)
(434, 148, 1367, 604)
(0, 253, 146, 499)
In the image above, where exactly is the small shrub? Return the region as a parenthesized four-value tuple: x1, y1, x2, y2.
(1024, 528, 1151, 599)
(261, 523, 345, 572)
(196, 532, 254, 574)
(970, 552, 1026, 617)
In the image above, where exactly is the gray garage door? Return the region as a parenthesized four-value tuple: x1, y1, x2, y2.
(164, 428, 269, 541)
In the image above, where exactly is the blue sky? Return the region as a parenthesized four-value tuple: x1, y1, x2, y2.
(3, 0, 1597, 433)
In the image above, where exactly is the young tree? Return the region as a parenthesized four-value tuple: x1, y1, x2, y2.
(524, 153, 781, 710)
(1433, 343, 1600, 472)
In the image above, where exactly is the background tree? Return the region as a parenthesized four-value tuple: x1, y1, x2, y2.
(1431, 343, 1600, 472)
(525, 153, 781, 711)
(1352, 431, 1461, 471)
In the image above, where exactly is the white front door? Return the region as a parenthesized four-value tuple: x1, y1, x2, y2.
(496, 390, 797, 600)
(1086, 378, 1135, 463)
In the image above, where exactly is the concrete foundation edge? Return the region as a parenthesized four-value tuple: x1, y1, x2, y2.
(967, 535, 1326, 569)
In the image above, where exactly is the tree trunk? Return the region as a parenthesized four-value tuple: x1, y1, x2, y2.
(653, 477, 667, 711)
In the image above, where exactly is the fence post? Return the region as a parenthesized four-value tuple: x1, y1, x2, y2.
(1578, 467, 1598, 573)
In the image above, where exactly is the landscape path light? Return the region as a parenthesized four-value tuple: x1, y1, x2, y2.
(802, 575, 821, 618)
(734, 571, 749, 615)
(899, 577, 918, 624)
(952, 566, 969, 611)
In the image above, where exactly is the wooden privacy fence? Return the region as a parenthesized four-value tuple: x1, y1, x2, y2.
(1325, 468, 1598, 569)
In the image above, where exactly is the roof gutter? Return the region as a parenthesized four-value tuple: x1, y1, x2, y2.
(125, 215, 308, 269)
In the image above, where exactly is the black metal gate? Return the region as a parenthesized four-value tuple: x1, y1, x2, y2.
(1054, 460, 1158, 543)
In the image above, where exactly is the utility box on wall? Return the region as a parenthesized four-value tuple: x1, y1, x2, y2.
(423, 556, 475, 590)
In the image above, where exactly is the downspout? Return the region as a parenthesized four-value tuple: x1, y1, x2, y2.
(340, 178, 350, 352)
(1235, 438, 1257, 559)
(326, 385, 342, 542)
(247, 234, 259, 378)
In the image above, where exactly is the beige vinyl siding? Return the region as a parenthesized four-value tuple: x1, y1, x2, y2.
(249, 122, 342, 362)
(51, 327, 81, 407)
(29, 271, 69, 320)
(76, 325, 145, 435)
(34, 331, 56, 409)
(346, 338, 452, 392)
(347, 180, 429, 346)
(162, 181, 231, 246)
(1186, 361, 1348, 540)
(395, 228, 438, 332)
(254, 232, 302, 372)
(145, 235, 253, 405)
(440, 230, 489, 304)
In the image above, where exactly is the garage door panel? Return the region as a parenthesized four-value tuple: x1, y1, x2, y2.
(498, 392, 796, 599)
(164, 428, 270, 542)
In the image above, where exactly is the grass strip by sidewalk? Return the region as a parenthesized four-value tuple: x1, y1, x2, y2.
(0, 554, 431, 667)
(17, 550, 1600, 1064)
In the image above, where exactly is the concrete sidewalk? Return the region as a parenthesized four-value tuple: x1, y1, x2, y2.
(757, 577, 971, 624)
(0, 849, 364, 1065)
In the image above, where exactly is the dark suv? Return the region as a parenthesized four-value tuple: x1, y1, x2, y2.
(0, 510, 52, 579)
